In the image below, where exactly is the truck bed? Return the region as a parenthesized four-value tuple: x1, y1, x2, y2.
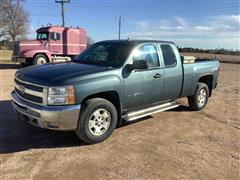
(180, 59, 220, 97)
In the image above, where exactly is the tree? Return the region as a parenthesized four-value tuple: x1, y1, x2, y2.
(0, 1, 8, 39)
(0, 0, 29, 44)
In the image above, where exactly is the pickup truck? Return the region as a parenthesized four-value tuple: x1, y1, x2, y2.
(11, 40, 220, 144)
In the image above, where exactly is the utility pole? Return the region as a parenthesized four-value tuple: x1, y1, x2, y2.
(118, 16, 122, 40)
(55, 0, 70, 27)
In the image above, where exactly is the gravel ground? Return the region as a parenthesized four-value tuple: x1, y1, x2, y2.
(0, 63, 239, 180)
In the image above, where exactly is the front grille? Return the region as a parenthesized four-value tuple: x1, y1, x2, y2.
(15, 78, 43, 92)
(13, 42, 20, 56)
(15, 88, 43, 103)
(14, 77, 45, 105)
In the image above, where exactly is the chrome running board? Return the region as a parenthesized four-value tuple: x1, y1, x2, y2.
(122, 101, 179, 121)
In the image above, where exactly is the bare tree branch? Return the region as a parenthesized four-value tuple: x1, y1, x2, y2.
(0, 0, 29, 43)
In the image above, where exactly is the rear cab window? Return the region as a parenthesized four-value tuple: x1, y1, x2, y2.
(50, 32, 61, 40)
(160, 44, 177, 67)
(132, 44, 160, 68)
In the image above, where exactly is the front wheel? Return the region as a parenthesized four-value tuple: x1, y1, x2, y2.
(33, 54, 48, 65)
(188, 83, 209, 111)
(76, 98, 118, 144)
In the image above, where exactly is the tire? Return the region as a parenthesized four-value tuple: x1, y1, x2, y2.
(76, 98, 118, 144)
(20, 63, 28, 67)
(188, 83, 209, 111)
(20, 60, 32, 67)
(33, 54, 48, 65)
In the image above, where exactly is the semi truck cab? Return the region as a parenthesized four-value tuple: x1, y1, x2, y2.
(12, 25, 87, 66)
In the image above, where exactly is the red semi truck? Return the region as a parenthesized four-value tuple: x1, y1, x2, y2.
(12, 26, 87, 66)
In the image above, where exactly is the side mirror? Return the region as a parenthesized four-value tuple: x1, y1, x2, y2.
(132, 60, 148, 70)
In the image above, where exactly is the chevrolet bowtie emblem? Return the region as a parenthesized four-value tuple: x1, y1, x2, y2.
(18, 85, 25, 94)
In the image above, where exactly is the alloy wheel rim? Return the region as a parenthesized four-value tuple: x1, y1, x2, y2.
(88, 108, 111, 136)
(197, 89, 207, 107)
(36, 57, 47, 64)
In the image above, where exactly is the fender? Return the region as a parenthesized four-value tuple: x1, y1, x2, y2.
(22, 49, 52, 62)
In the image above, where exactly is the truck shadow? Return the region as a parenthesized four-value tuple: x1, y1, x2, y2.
(0, 100, 192, 154)
(0, 63, 22, 69)
(0, 100, 86, 154)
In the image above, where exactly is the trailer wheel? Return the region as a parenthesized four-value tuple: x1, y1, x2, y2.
(76, 98, 118, 144)
(33, 54, 48, 65)
(188, 83, 209, 111)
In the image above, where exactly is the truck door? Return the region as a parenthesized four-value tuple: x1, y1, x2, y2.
(49, 32, 62, 54)
(123, 44, 165, 110)
(160, 44, 183, 100)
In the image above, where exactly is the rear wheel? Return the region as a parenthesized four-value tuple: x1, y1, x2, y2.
(76, 98, 118, 144)
(33, 54, 48, 65)
(188, 83, 209, 111)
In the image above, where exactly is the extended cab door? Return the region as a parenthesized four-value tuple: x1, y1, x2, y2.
(123, 43, 165, 111)
(159, 44, 183, 100)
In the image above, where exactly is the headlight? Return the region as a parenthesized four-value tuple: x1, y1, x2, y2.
(47, 86, 75, 105)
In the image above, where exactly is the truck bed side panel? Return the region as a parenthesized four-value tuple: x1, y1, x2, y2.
(180, 60, 220, 97)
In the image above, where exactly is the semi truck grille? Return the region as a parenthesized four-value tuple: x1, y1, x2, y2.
(14, 77, 45, 105)
(13, 42, 20, 56)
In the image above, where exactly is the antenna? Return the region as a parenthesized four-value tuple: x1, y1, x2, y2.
(55, 0, 70, 27)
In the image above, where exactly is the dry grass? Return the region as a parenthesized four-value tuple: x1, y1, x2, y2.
(0, 50, 12, 63)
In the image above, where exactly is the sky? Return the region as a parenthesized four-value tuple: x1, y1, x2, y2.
(23, 0, 240, 50)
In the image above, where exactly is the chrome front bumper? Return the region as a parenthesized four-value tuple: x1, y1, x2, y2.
(11, 91, 81, 131)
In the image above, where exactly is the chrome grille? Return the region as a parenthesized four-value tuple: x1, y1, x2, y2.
(14, 77, 46, 105)
(13, 42, 20, 57)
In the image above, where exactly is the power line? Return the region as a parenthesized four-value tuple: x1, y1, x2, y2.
(117, 16, 125, 39)
(55, 0, 70, 27)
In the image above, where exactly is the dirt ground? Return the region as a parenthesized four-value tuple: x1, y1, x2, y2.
(0, 63, 239, 180)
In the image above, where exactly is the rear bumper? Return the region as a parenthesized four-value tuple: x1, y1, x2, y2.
(11, 91, 81, 131)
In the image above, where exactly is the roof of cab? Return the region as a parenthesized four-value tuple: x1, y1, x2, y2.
(98, 39, 175, 45)
(36, 26, 85, 32)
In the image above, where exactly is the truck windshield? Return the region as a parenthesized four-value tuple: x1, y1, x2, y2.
(36, 32, 48, 40)
(73, 42, 134, 68)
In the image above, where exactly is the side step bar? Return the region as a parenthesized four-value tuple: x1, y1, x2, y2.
(122, 101, 180, 122)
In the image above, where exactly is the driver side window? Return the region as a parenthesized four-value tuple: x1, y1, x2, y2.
(132, 44, 159, 68)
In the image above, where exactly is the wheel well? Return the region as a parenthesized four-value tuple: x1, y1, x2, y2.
(33, 53, 49, 62)
(199, 75, 213, 96)
(82, 91, 122, 124)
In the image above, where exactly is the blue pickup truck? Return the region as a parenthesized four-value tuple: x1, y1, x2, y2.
(11, 40, 220, 144)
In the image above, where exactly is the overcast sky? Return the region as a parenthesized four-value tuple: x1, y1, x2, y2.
(24, 0, 240, 50)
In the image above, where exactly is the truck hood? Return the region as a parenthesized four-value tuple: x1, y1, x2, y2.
(20, 40, 40, 45)
(13, 40, 48, 57)
(16, 62, 111, 85)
